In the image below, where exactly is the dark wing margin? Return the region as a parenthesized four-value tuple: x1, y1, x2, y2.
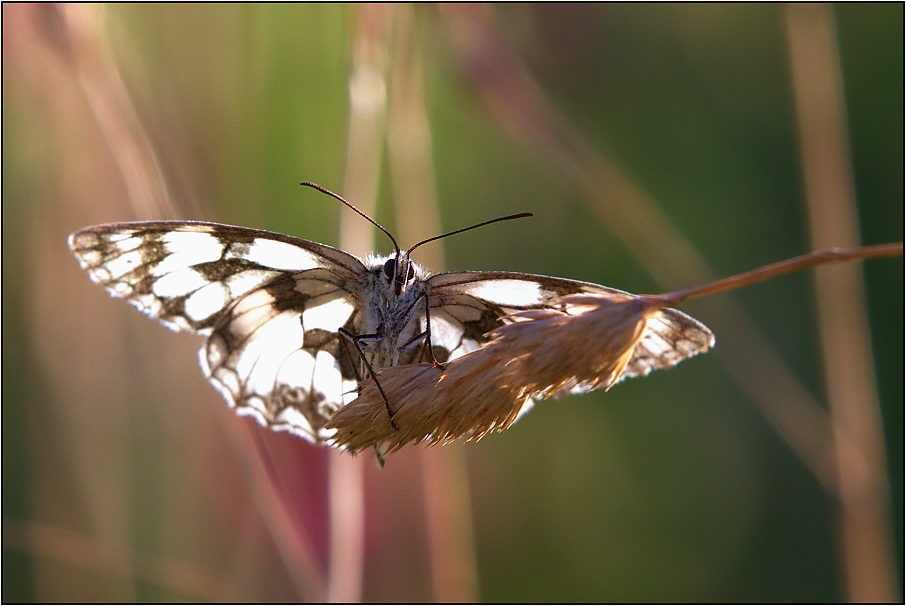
(427, 270, 714, 381)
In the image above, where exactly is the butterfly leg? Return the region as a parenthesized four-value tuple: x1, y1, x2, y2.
(338, 332, 365, 383)
(421, 294, 445, 369)
(399, 292, 445, 368)
(337, 327, 399, 431)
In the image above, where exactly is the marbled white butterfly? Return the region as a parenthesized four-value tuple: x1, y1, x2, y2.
(68, 184, 714, 450)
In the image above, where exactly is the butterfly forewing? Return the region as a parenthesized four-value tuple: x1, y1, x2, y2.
(68, 222, 364, 330)
(426, 271, 601, 357)
(428, 270, 715, 387)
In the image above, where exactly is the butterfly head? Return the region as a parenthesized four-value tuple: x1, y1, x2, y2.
(382, 252, 418, 295)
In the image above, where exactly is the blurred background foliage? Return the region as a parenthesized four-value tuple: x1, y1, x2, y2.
(3, 4, 902, 602)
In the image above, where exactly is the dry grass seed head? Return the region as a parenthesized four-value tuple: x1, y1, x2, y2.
(328, 293, 664, 454)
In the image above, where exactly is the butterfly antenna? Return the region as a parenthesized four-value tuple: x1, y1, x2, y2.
(407, 212, 533, 254)
(300, 181, 400, 254)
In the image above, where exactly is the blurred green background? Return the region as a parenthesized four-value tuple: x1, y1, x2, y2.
(3, 4, 902, 602)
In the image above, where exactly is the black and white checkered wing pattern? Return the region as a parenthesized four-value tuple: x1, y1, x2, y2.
(68, 221, 367, 443)
(428, 271, 714, 385)
(200, 269, 364, 443)
(426, 271, 618, 358)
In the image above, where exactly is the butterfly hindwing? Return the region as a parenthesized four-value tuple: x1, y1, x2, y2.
(201, 271, 362, 442)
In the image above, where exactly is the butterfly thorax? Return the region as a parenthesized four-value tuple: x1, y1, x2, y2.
(357, 253, 430, 370)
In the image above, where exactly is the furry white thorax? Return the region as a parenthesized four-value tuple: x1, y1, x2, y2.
(357, 252, 431, 369)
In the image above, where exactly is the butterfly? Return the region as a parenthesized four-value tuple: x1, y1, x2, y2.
(68, 184, 714, 452)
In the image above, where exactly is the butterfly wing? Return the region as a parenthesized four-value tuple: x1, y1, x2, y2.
(68, 221, 365, 334)
(200, 270, 365, 442)
(427, 270, 714, 384)
(69, 221, 368, 442)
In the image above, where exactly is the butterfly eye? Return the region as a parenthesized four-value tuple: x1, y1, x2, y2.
(383, 258, 396, 279)
(407, 265, 415, 281)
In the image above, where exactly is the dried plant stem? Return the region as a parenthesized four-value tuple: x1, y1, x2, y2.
(339, 4, 390, 260)
(50, 5, 178, 219)
(387, 6, 479, 601)
(37, 5, 327, 600)
(786, 4, 897, 601)
(326, 453, 365, 603)
(420, 448, 480, 602)
(229, 424, 325, 601)
(327, 5, 393, 602)
(657, 244, 903, 306)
